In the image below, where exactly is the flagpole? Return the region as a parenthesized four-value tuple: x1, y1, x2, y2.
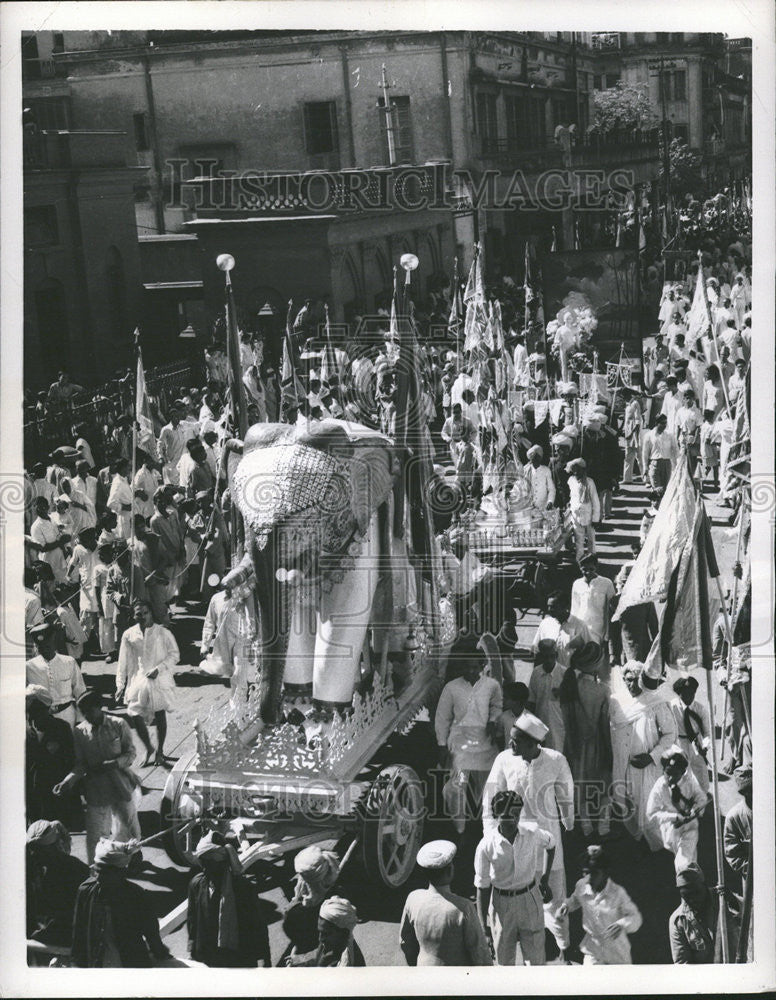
(129, 329, 140, 604)
(698, 495, 730, 962)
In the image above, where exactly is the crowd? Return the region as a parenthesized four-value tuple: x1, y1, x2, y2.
(23, 193, 753, 968)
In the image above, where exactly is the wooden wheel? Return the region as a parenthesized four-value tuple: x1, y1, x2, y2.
(358, 764, 424, 888)
(159, 752, 204, 867)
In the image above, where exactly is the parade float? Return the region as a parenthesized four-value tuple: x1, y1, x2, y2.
(160, 253, 453, 897)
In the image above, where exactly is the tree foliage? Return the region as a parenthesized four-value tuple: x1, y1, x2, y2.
(661, 138, 704, 198)
(593, 82, 658, 132)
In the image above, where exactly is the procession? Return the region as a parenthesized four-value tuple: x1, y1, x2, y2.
(18, 27, 757, 974)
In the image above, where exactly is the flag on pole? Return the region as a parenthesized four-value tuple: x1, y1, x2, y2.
(725, 370, 751, 490)
(281, 300, 305, 421)
(134, 332, 158, 460)
(447, 256, 463, 348)
(638, 220, 647, 253)
(574, 219, 581, 250)
(319, 303, 340, 388)
(644, 493, 721, 674)
(686, 263, 710, 342)
(613, 459, 697, 621)
(463, 246, 491, 353)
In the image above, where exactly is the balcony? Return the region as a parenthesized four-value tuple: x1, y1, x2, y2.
(24, 130, 130, 171)
(22, 57, 66, 81)
(479, 137, 564, 172)
(570, 126, 662, 165)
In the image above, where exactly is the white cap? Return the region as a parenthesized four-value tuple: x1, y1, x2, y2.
(511, 710, 549, 743)
(416, 840, 457, 869)
(526, 445, 543, 459)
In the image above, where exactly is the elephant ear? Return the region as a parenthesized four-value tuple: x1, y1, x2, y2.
(348, 446, 394, 535)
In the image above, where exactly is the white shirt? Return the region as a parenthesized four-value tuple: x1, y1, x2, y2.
(30, 516, 67, 582)
(483, 747, 574, 871)
(570, 574, 615, 643)
(159, 420, 199, 470)
(435, 675, 502, 771)
(107, 474, 133, 539)
(528, 664, 567, 752)
(116, 621, 180, 694)
(474, 822, 555, 891)
(565, 876, 642, 964)
(646, 770, 706, 828)
(67, 543, 100, 612)
(660, 392, 681, 436)
(567, 476, 600, 526)
(523, 462, 555, 510)
(133, 466, 159, 520)
(531, 614, 589, 668)
(642, 428, 678, 464)
(26, 652, 86, 708)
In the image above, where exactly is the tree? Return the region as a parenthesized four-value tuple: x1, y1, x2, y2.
(593, 82, 658, 133)
(661, 138, 704, 198)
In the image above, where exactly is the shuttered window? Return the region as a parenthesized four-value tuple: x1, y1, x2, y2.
(303, 101, 339, 155)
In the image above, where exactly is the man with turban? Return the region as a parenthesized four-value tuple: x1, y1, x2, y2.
(400, 840, 491, 966)
(283, 896, 364, 966)
(280, 844, 341, 962)
(26, 820, 89, 947)
(646, 745, 707, 872)
(72, 839, 171, 967)
(187, 831, 270, 967)
(609, 661, 677, 850)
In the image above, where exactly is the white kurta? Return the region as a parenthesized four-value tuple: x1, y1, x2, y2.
(610, 690, 678, 849)
(117, 622, 179, 721)
(483, 747, 574, 872)
(646, 771, 706, 871)
(67, 544, 100, 613)
(564, 876, 642, 964)
(107, 475, 133, 539)
(570, 575, 615, 645)
(531, 614, 590, 669)
(133, 466, 159, 521)
(30, 516, 67, 582)
(527, 664, 567, 753)
(26, 652, 86, 728)
(435, 676, 502, 772)
(523, 463, 555, 510)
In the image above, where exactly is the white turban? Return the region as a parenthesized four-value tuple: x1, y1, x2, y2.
(93, 838, 138, 869)
(319, 896, 358, 931)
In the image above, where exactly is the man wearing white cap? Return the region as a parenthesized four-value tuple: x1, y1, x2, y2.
(621, 389, 644, 484)
(523, 445, 555, 511)
(610, 661, 678, 849)
(483, 711, 575, 961)
(400, 840, 492, 966)
(646, 745, 707, 872)
(566, 458, 600, 563)
(474, 790, 555, 965)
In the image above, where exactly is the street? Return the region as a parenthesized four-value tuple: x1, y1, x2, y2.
(67, 478, 744, 967)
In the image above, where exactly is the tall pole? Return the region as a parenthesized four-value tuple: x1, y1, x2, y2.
(129, 329, 140, 604)
(660, 55, 672, 215)
(697, 250, 733, 419)
(380, 63, 397, 166)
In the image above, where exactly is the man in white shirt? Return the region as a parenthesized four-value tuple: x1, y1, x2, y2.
(435, 658, 502, 833)
(132, 453, 159, 522)
(675, 389, 703, 475)
(646, 744, 707, 872)
(570, 555, 616, 649)
(30, 496, 70, 583)
(641, 414, 678, 492)
(71, 460, 98, 509)
(107, 459, 134, 539)
(566, 458, 600, 563)
(158, 402, 200, 485)
(526, 639, 566, 752)
(26, 623, 87, 728)
(621, 390, 644, 484)
(474, 789, 555, 965)
(66, 526, 101, 644)
(670, 676, 710, 794)
(483, 712, 575, 961)
(523, 446, 555, 510)
(530, 594, 587, 669)
(660, 376, 681, 436)
(727, 357, 747, 408)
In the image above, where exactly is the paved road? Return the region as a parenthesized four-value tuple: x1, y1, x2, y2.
(69, 479, 745, 966)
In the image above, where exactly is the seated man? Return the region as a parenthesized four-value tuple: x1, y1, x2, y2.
(26, 820, 89, 948)
(282, 896, 365, 967)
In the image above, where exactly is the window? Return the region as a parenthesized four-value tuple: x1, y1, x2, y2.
(303, 101, 339, 156)
(505, 94, 545, 148)
(605, 72, 621, 89)
(27, 96, 70, 130)
(673, 70, 687, 101)
(133, 112, 149, 152)
(476, 91, 499, 150)
(52, 33, 65, 53)
(659, 70, 672, 103)
(24, 205, 59, 247)
(378, 95, 414, 164)
(593, 74, 602, 90)
(673, 123, 689, 142)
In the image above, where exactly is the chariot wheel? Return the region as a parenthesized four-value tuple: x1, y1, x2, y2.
(159, 752, 204, 867)
(358, 764, 425, 888)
